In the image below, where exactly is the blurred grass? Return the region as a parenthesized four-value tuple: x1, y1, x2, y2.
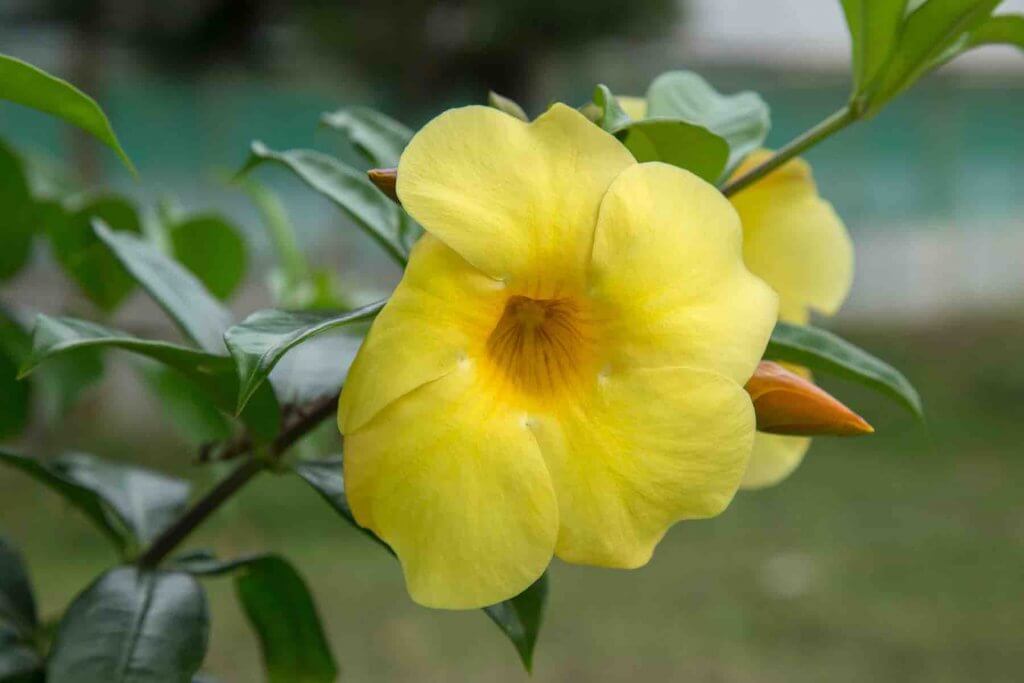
(3, 316, 1023, 682)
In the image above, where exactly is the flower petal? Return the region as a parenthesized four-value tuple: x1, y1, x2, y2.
(742, 433, 811, 489)
(344, 364, 559, 609)
(529, 366, 754, 568)
(338, 234, 506, 433)
(396, 103, 635, 290)
(729, 151, 853, 321)
(588, 162, 778, 384)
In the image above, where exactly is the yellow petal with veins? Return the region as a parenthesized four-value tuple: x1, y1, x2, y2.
(344, 364, 559, 609)
(396, 103, 635, 292)
(589, 162, 778, 385)
(530, 366, 754, 567)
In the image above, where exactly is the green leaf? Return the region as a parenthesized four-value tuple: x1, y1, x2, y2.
(487, 91, 529, 121)
(870, 0, 1001, 110)
(48, 567, 208, 683)
(45, 196, 141, 312)
(0, 537, 43, 682)
(168, 214, 248, 301)
(961, 13, 1024, 50)
(236, 176, 308, 290)
(483, 573, 549, 673)
(593, 85, 729, 183)
(645, 71, 770, 173)
(0, 451, 190, 551)
(20, 315, 280, 441)
(94, 221, 233, 354)
(176, 553, 338, 683)
(840, 0, 907, 97)
(224, 302, 382, 412)
(0, 53, 134, 174)
(293, 456, 546, 671)
(140, 365, 231, 445)
(0, 312, 31, 440)
(764, 321, 923, 418)
(0, 141, 35, 282)
(239, 143, 405, 264)
(320, 106, 413, 168)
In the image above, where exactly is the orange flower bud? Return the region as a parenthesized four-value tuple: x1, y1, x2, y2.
(746, 361, 873, 436)
(367, 167, 399, 203)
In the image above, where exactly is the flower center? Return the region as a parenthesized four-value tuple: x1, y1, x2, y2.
(485, 295, 594, 403)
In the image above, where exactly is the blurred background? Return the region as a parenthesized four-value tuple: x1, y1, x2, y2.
(2, 0, 1023, 681)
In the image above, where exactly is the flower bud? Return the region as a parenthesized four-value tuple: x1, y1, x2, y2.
(746, 361, 873, 436)
(367, 167, 399, 203)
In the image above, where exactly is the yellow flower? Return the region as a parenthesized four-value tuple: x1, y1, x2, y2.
(729, 150, 854, 488)
(338, 104, 777, 609)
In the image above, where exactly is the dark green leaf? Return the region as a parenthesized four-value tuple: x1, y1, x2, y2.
(645, 71, 770, 173)
(0, 313, 31, 440)
(871, 0, 1001, 110)
(487, 91, 529, 121)
(294, 456, 545, 671)
(168, 214, 248, 301)
(20, 315, 280, 441)
(483, 573, 549, 672)
(320, 106, 412, 168)
(0, 140, 35, 282)
(0, 537, 43, 682)
(45, 196, 141, 312)
(0, 53, 134, 173)
(141, 365, 231, 444)
(840, 0, 907, 97)
(176, 554, 338, 683)
(224, 301, 383, 412)
(239, 142, 405, 264)
(765, 321, 923, 418)
(0, 451, 189, 551)
(48, 567, 208, 683)
(94, 221, 233, 354)
(593, 85, 729, 182)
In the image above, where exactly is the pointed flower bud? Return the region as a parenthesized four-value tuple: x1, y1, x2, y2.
(746, 361, 873, 437)
(367, 167, 399, 203)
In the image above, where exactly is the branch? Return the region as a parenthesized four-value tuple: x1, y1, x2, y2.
(139, 393, 340, 567)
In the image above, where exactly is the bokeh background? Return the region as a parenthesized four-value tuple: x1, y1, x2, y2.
(2, 1, 1023, 681)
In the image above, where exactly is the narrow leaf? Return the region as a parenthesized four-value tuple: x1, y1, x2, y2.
(48, 567, 208, 683)
(645, 71, 770, 173)
(764, 321, 923, 418)
(20, 315, 280, 441)
(94, 221, 233, 354)
(964, 13, 1024, 50)
(320, 106, 413, 168)
(176, 554, 338, 683)
(224, 301, 384, 412)
(487, 91, 529, 121)
(483, 573, 549, 672)
(239, 142, 405, 264)
(0, 53, 134, 173)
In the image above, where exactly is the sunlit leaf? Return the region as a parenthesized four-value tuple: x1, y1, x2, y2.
(20, 315, 280, 441)
(0, 53, 134, 173)
(224, 301, 383, 412)
(94, 221, 233, 354)
(320, 106, 412, 168)
(168, 214, 248, 301)
(764, 321, 923, 418)
(45, 196, 141, 312)
(175, 553, 337, 683)
(593, 84, 729, 182)
(48, 567, 208, 683)
(0, 141, 35, 282)
(645, 71, 770, 173)
(0, 537, 43, 682)
(239, 142, 405, 264)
